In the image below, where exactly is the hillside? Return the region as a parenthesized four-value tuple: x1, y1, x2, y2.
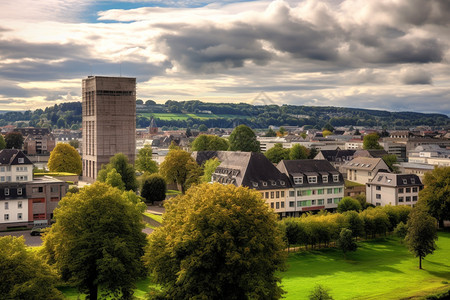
(0, 100, 448, 130)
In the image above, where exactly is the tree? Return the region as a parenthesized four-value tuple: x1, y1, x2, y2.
(336, 228, 357, 256)
(382, 154, 399, 173)
(97, 153, 137, 191)
(191, 134, 229, 151)
(418, 166, 450, 228)
(5, 132, 24, 149)
(337, 197, 362, 213)
(265, 143, 290, 164)
(363, 133, 383, 150)
(201, 157, 220, 183)
(343, 211, 364, 240)
(159, 149, 201, 193)
(277, 126, 286, 137)
(394, 222, 408, 241)
(185, 127, 192, 137)
(0, 134, 6, 150)
(56, 117, 67, 128)
(323, 123, 334, 132)
(308, 284, 334, 300)
(405, 208, 438, 269)
(281, 218, 305, 253)
(228, 125, 260, 152)
(322, 130, 332, 137)
(105, 168, 125, 190)
(198, 124, 208, 132)
(289, 144, 310, 160)
(0, 236, 63, 300)
(265, 128, 277, 137)
(355, 194, 369, 210)
(144, 183, 286, 299)
(48, 143, 82, 175)
(354, 129, 361, 135)
(141, 173, 167, 204)
(43, 183, 147, 299)
(135, 144, 158, 174)
(308, 147, 319, 159)
(68, 139, 79, 149)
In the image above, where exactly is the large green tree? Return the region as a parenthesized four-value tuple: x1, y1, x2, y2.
(405, 208, 438, 269)
(228, 125, 260, 152)
(337, 197, 362, 213)
(159, 149, 202, 193)
(336, 228, 357, 256)
(135, 144, 158, 174)
(144, 183, 286, 299)
(265, 143, 290, 164)
(363, 133, 383, 150)
(105, 168, 125, 190)
(289, 144, 310, 160)
(97, 153, 137, 191)
(418, 166, 450, 228)
(0, 236, 63, 300)
(5, 132, 24, 149)
(141, 173, 167, 204)
(48, 143, 82, 175)
(191, 134, 229, 151)
(43, 182, 147, 299)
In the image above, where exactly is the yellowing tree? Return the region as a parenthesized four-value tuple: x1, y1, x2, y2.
(48, 143, 82, 175)
(144, 183, 286, 299)
(159, 149, 201, 193)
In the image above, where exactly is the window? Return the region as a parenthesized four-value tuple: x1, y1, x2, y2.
(281, 202, 284, 208)
(289, 201, 295, 207)
(18, 201, 22, 209)
(0, 167, 4, 172)
(276, 202, 280, 209)
(262, 181, 267, 187)
(406, 196, 411, 202)
(376, 186, 381, 191)
(398, 188, 404, 193)
(308, 176, 317, 183)
(32, 187, 44, 193)
(318, 199, 324, 205)
(265, 192, 269, 198)
(5, 202, 8, 209)
(270, 203, 274, 209)
(318, 189, 324, 195)
(270, 192, 274, 199)
(399, 197, 404, 202)
(17, 188, 22, 195)
(327, 188, 333, 194)
(18, 158, 24, 163)
(16, 176, 27, 181)
(6, 176, 10, 181)
(16, 166, 27, 172)
(334, 188, 341, 194)
(294, 177, 303, 184)
(281, 191, 285, 197)
(322, 176, 328, 183)
(0, 176, 4, 182)
(327, 198, 333, 204)
(280, 180, 285, 186)
(376, 203, 381, 207)
(17, 213, 22, 220)
(5, 188, 9, 196)
(412, 187, 418, 193)
(311, 200, 316, 205)
(406, 188, 411, 193)
(376, 194, 381, 199)
(4, 214, 9, 220)
(411, 178, 415, 184)
(276, 191, 280, 198)
(333, 175, 339, 182)
(413, 196, 418, 201)
(297, 201, 301, 207)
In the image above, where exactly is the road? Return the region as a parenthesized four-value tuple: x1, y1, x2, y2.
(0, 230, 43, 247)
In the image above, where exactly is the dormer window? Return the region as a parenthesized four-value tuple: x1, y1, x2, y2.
(280, 180, 285, 186)
(322, 176, 328, 183)
(333, 175, 339, 182)
(18, 158, 24, 163)
(402, 179, 407, 184)
(411, 178, 415, 184)
(252, 182, 258, 187)
(308, 176, 317, 184)
(270, 180, 276, 186)
(293, 177, 303, 184)
(262, 181, 267, 187)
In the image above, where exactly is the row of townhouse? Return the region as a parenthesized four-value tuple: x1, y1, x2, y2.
(195, 151, 344, 218)
(0, 149, 68, 230)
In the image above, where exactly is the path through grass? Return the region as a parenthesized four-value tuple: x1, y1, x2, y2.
(282, 231, 450, 299)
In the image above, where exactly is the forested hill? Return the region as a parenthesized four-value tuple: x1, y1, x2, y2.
(1, 100, 448, 130)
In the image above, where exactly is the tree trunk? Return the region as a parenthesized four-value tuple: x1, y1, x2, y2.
(419, 256, 422, 270)
(87, 282, 98, 300)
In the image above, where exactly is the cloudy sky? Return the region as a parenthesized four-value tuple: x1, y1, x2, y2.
(0, 0, 449, 114)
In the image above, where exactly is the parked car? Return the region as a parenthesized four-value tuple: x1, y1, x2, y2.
(30, 226, 49, 236)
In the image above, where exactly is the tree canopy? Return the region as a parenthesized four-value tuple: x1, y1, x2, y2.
(141, 173, 167, 204)
(43, 182, 147, 299)
(159, 148, 202, 193)
(104, 168, 125, 190)
(0, 236, 63, 300)
(418, 166, 450, 228)
(135, 144, 158, 174)
(363, 133, 383, 150)
(0, 134, 5, 150)
(405, 208, 438, 269)
(191, 134, 229, 151)
(201, 157, 221, 183)
(144, 183, 286, 299)
(97, 153, 137, 191)
(336, 228, 357, 255)
(382, 154, 399, 173)
(5, 132, 24, 149)
(48, 143, 82, 175)
(265, 143, 290, 164)
(289, 144, 310, 160)
(337, 197, 362, 213)
(228, 125, 260, 152)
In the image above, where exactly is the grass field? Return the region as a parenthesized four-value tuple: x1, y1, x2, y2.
(58, 231, 450, 299)
(282, 231, 450, 300)
(140, 112, 247, 120)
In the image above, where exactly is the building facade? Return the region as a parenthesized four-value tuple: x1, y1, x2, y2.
(82, 76, 136, 182)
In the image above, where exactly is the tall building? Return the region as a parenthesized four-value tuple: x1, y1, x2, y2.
(82, 76, 136, 182)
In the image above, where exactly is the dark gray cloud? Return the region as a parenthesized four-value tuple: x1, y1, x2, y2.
(401, 69, 432, 85)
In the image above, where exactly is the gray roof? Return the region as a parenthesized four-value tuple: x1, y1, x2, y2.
(341, 157, 387, 171)
(368, 172, 423, 187)
(0, 149, 33, 166)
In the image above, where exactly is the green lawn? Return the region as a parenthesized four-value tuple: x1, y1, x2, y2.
(282, 231, 450, 300)
(143, 212, 163, 224)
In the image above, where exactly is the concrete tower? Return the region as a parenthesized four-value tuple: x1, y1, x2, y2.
(82, 76, 136, 182)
